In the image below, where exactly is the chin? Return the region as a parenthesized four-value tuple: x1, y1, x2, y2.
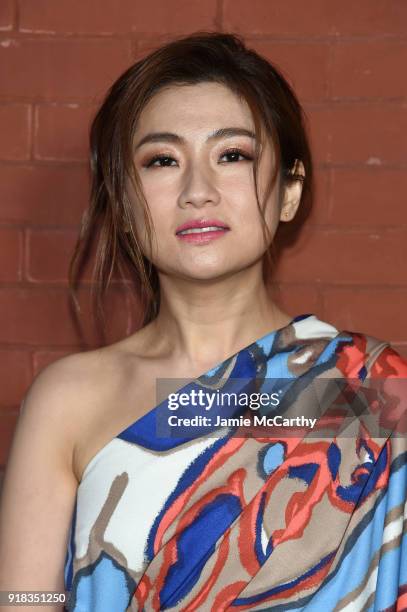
(173, 264, 235, 282)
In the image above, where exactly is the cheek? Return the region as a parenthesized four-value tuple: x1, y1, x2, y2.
(140, 168, 178, 194)
(222, 172, 257, 210)
(236, 191, 281, 251)
(140, 175, 178, 217)
(140, 176, 167, 206)
(226, 178, 278, 228)
(129, 174, 173, 228)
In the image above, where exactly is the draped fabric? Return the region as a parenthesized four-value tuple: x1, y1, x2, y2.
(64, 314, 407, 611)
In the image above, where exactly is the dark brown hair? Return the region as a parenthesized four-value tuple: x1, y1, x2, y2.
(68, 31, 313, 340)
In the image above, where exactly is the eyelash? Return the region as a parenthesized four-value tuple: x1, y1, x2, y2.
(143, 147, 253, 169)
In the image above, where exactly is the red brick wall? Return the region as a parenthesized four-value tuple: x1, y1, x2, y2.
(1, 1, 406, 475)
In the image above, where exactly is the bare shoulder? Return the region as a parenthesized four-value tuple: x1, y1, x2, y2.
(26, 344, 125, 402)
(20, 342, 136, 467)
(22, 347, 115, 419)
(28, 325, 151, 406)
(0, 336, 151, 591)
(14, 323, 165, 488)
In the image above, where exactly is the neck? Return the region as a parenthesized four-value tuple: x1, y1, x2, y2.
(141, 267, 292, 369)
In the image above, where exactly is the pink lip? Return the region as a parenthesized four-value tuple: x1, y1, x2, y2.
(175, 218, 230, 234)
(176, 228, 230, 244)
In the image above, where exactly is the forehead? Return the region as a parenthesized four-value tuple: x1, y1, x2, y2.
(136, 82, 255, 131)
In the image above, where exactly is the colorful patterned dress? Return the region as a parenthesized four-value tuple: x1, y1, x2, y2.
(64, 313, 407, 611)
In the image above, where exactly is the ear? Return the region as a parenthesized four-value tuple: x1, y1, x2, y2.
(280, 160, 305, 222)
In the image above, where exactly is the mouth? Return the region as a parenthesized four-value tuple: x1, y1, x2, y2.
(175, 217, 231, 244)
(175, 224, 231, 244)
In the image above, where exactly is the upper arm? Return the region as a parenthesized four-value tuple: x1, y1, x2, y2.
(0, 355, 84, 608)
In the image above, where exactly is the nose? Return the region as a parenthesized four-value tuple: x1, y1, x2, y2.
(177, 160, 221, 209)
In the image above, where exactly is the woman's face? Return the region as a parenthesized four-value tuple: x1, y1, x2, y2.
(127, 82, 292, 280)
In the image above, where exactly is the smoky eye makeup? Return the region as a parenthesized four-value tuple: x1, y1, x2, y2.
(136, 131, 258, 169)
(219, 147, 254, 161)
(134, 148, 175, 169)
(142, 153, 177, 168)
(140, 145, 255, 169)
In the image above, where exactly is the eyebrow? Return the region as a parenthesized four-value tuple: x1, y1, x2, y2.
(134, 127, 256, 151)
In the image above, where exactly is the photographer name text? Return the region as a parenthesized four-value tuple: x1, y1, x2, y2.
(167, 414, 317, 428)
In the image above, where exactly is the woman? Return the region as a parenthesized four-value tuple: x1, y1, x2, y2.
(0, 32, 406, 612)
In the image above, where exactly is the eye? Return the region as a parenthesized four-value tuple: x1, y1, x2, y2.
(219, 148, 253, 163)
(143, 147, 254, 169)
(144, 154, 177, 168)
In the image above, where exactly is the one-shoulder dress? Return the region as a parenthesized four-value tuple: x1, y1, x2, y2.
(64, 313, 407, 611)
